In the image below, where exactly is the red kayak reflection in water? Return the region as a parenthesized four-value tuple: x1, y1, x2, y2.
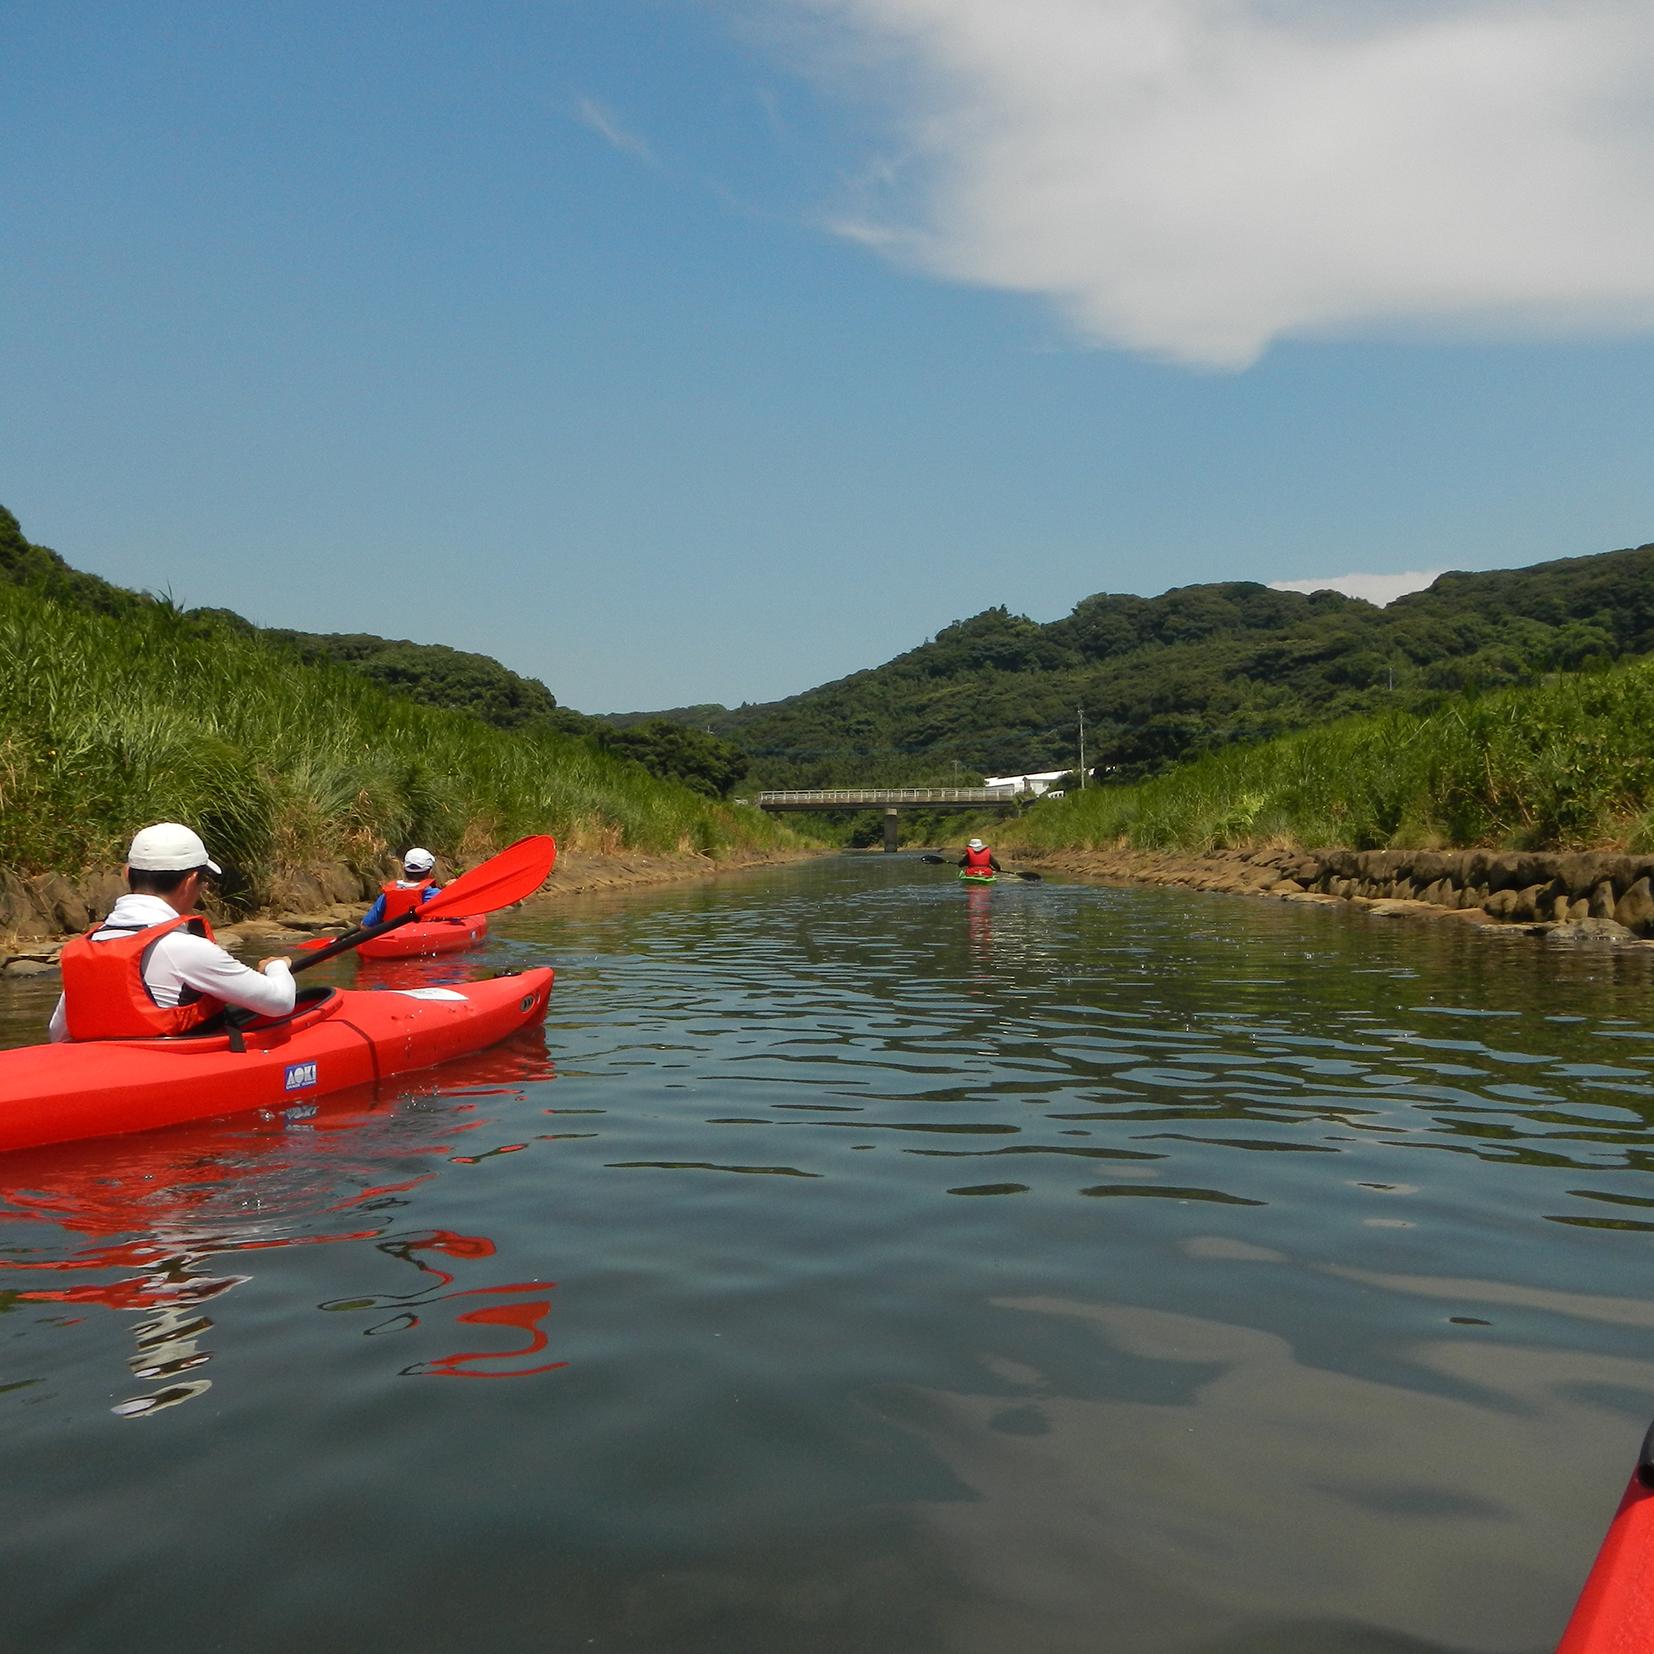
(0, 1043, 565, 1417)
(965, 882, 994, 980)
(324, 1228, 565, 1380)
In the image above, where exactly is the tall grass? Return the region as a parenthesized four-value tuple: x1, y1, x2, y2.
(1005, 658, 1654, 856)
(0, 586, 799, 893)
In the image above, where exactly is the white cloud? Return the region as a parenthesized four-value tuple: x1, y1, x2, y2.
(1269, 569, 1445, 606)
(573, 96, 657, 165)
(774, 0, 1654, 366)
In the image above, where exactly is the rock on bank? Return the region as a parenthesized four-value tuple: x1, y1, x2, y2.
(1022, 845, 1654, 943)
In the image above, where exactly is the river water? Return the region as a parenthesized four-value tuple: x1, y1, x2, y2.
(2, 856, 1652, 1653)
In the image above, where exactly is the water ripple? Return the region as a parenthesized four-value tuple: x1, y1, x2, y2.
(2, 857, 1653, 1653)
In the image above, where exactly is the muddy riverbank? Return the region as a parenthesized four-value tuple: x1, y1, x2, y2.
(0, 845, 825, 978)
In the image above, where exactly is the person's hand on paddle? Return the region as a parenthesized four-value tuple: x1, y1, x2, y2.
(256, 956, 293, 973)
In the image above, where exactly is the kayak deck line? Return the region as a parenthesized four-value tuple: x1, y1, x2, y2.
(0, 967, 553, 1155)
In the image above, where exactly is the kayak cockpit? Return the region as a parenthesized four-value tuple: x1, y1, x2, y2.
(110, 986, 347, 1053)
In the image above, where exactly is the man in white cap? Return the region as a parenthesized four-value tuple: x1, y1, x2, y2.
(957, 837, 1003, 877)
(360, 847, 443, 929)
(47, 822, 294, 1042)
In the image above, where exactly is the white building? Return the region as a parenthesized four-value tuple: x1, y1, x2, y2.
(983, 769, 1070, 799)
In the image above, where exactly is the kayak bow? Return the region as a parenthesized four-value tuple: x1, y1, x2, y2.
(1556, 1422, 1654, 1652)
(0, 968, 553, 1154)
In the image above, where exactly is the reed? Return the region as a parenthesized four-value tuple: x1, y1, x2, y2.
(0, 585, 798, 894)
(1005, 658, 1654, 855)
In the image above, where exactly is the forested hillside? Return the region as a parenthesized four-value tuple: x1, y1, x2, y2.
(264, 628, 579, 734)
(0, 506, 794, 888)
(0, 507, 748, 801)
(651, 543, 1654, 785)
(10, 504, 1652, 806)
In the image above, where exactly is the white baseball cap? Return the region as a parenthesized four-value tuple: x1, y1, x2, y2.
(128, 822, 222, 875)
(968, 838, 985, 851)
(403, 847, 436, 874)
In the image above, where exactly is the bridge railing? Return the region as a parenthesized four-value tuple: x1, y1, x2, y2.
(756, 787, 1018, 808)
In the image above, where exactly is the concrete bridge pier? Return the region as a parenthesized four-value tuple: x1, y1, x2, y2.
(883, 810, 900, 853)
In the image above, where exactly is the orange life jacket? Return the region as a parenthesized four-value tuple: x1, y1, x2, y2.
(377, 878, 436, 922)
(58, 914, 220, 1041)
(964, 845, 995, 872)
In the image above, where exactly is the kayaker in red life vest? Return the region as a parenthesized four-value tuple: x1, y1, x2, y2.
(958, 837, 1002, 875)
(360, 847, 442, 928)
(47, 822, 295, 1043)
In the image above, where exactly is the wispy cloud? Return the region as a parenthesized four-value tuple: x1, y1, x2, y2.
(1270, 569, 1445, 606)
(755, 84, 788, 142)
(775, 0, 1654, 367)
(573, 96, 657, 166)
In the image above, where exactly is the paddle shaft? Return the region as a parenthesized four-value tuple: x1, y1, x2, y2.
(291, 908, 421, 972)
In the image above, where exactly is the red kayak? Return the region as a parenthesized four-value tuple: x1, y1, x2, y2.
(1556, 1424, 1654, 1652)
(0, 968, 552, 1155)
(357, 913, 488, 959)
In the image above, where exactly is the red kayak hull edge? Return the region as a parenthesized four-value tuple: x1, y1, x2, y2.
(0, 967, 553, 1154)
(1557, 1473, 1654, 1653)
(357, 913, 488, 959)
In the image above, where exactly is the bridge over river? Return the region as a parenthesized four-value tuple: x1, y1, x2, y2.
(755, 787, 1019, 851)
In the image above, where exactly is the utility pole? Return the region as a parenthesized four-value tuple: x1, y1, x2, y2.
(1077, 705, 1086, 790)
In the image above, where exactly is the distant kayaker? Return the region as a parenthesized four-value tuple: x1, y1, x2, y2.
(958, 837, 1002, 876)
(361, 847, 442, 928)
(47, 822, 294, 1042)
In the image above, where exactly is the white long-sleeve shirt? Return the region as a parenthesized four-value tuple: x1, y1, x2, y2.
(47, 892, 295, 1042)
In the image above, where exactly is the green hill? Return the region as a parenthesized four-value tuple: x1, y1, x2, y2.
(0, 506, 752, 801)
(12, 502, 1653, 853)
(0, 506, 793, 893)
(637, 542, 1654, 786)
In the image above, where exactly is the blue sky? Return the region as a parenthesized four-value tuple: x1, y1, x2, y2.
(4, 0, 1652, 712)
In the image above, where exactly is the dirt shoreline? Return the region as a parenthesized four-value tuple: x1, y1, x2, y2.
(0, 846, 825, 978)
(1012, 843, 1654, 948)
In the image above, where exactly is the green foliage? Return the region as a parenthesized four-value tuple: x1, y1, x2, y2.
(1003, 656, 1654, 856)
(630, 545, 1654, 788)
(0, 504, 148, 620)
(597, 702, 730, 731)
(594, 720, 748, 799)
(267, 630, 565, 731)
(0, 513, 798, 892)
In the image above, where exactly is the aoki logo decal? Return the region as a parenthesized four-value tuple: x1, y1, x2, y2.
(283, 1061, 318, 1092)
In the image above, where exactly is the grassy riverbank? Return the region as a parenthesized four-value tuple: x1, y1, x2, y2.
(0, 582, 800, 898)
(1002, 655, 1654, 857)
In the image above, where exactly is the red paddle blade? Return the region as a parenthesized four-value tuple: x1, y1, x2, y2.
(422, 835, 556, 919)
(293, 936, 335, 953)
